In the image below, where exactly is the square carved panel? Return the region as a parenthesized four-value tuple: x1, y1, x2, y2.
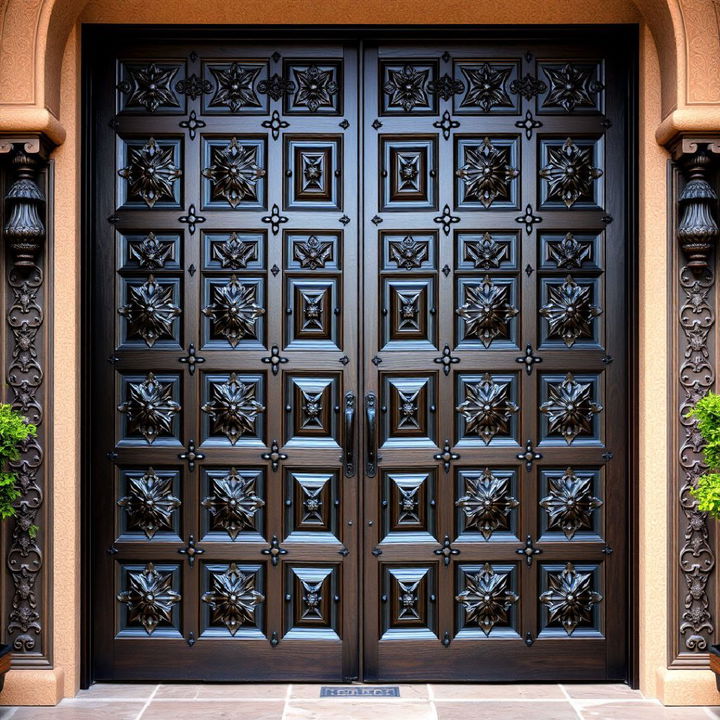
(284, 374, 341, 448)
(200, 372, 266, 447)
(200, 562, 266, 638)
(285, 276, 342, 350)
(379, 60, 439, 115)
(118, 231, 182, 271)
(539, 275, 602, 349)
(283, 60, 343, 115)
(381, 374, 437, 449)
(200, 60, 269, 114)
(451, 60, 521, 115)
(455, 373, 519, 446)
(381, 277, 437, 350)
(538, 137, 604, 209)
(380, 231, 438, 272)
(118, 275, 182, 349)
(380, 136, 438, 210)
(202, 231, 266, 272)
(284, 565, 341, 639)
(285, 231, 342, 271)
(455, 468, 519, 542)
(284, 136, 342, 210)
(454, 230, 518, 272)
(455, 136, 519, 210)
(284, 469, 341, 542)
(381, 565, 437, 639)
(200, 467, 266, 542)
(537, 61, 604, 114)
(117, 60, 186, 114)
(538, 231, 602, 272)
(381, 469, 437, 542)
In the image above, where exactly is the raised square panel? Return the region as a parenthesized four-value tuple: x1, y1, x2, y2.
(200, 372, 266, 447)
(284, 136, 342, 210)
(285, 231, 341, 271)
(537, 60, 604, 114)
(381, 565, 437, 639)
(380, 60, 438, 115)
(285, 276, 341, 350)
(455, 275, 519, 350)
(381, 277, 437, 350)
(118, 275, 182, 349)
(455, 468, 519, 542)
(117, 60, 185, 114)
(538, 231, 602, 271)
(201, 136, 266, 210)
(117, 136, 182, 209)
(116, 562, 182, 638)
(455, 136, 519, 210)
(201, 275, 266, 349)
(381, 231, 437, 272)
(539, 467, 603, 541)
(538, 562, 603, 638)
(539, 372, 603, 446)
(381, 469, 437, 542)
(455, 230, 518, 272)
(455, 563, 520, 639)
(284, 373, 341, 448)
(455, 373, 519, 447)
(200, 562, 266, 638)
(380, 136, 437, 210)
(201, 60, 269, 114)
(117, 467, 182, 541)
(202, 231, 266, 271)
(118, 372, 182, 447)
(284, 469, 340, 542)
(381, 374, 437, 449)
(200, 467, 266, 542)
(283, 60, 342, 115)
(538, 136, 604, 209)
(539, 275, 602, 349)
(452, 60, 520, 115)
(119, 231, 182, 271)
(284, 565, 341, 639)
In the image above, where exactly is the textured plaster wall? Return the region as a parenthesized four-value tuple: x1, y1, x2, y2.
(0, 0, 718, 707)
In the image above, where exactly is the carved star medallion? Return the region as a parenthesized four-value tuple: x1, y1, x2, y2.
(201, 373, 265, 444)
(543, 64, 603, 112)
(456, 138, 518, 207)
(456, 373, 518, 444)
(211, 233, 258, 269)
(202, 275, 265, 347)
(294, 235, 333, 270)
(383, 64, 431, 112)
(201, 563, 264, 635)
(118, 372, 181, 444)
(539, 468, 602, 539)
(292, 65, 339, 112)
(202, 138, 266, 207)
(456, 563, 518, 635)
(120, 63, 180, 112)
(209, 63, 262, 111)
(202, 468, 265, 539)
(463, 233, 509, 269)
(539, 562, 602, 635)
(117, 562, 181, 635)
(389, 236, 429, 270)
(456, 276, 518, 347)
(540, 373, 603, 444)
(460, 64, 513, 112)
(118, 138, 181, 208)
(117, 469, 181, 539)
(128, 232, 174, 269)
(546, 232, 592, 269)
(539, 138, 602, 207)
(118, 275, 181, 347)
(456, 468, 519, 539)
(539, 275, 601, 347)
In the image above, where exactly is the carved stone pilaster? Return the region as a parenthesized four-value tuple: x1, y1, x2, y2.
(0, 138, 51, 664)
(670, 137, 720, 666)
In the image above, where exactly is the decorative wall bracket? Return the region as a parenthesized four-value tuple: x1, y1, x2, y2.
(671, 137, 720, 273)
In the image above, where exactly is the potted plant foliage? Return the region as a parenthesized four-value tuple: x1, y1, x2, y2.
(0, 404, 37, 691)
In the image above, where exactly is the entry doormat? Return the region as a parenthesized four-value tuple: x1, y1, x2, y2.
(320, 686, 400, 697)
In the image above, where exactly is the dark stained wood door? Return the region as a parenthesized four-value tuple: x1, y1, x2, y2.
(88, 29, 631, 683)
(361, 36, 629, 682)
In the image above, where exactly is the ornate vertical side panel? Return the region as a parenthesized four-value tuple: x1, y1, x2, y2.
(670, 137, 720, 667)
(0, 138, 52, 666)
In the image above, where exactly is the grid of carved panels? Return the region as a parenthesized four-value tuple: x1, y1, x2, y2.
(100, 42, 358, 667)
(363, 41, 624, 671)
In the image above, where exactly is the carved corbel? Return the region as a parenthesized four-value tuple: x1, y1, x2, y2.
(671, 138, 720, 274)
(1, 138, 50, 269)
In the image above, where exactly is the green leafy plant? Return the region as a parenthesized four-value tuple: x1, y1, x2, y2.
(0, 404, 37, 531)
(687, 392, 720, 518)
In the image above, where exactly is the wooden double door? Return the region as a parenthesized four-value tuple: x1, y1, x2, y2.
(88, 29, 631, 683)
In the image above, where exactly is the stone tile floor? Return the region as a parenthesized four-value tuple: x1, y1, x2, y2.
(0, 684, 719, 719)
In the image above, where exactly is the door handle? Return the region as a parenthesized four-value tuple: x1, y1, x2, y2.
(343, 391, 356, 477)
(365, 392, 377, 477)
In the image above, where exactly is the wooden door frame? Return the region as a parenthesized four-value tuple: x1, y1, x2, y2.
(79, 23, 639, 688)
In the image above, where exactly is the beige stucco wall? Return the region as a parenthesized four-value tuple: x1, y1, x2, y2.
(0, 0, 719, 706)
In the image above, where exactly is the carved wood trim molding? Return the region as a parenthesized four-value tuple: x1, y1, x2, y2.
(0, 137, 52, 667)
(670, 137, 720, 667)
